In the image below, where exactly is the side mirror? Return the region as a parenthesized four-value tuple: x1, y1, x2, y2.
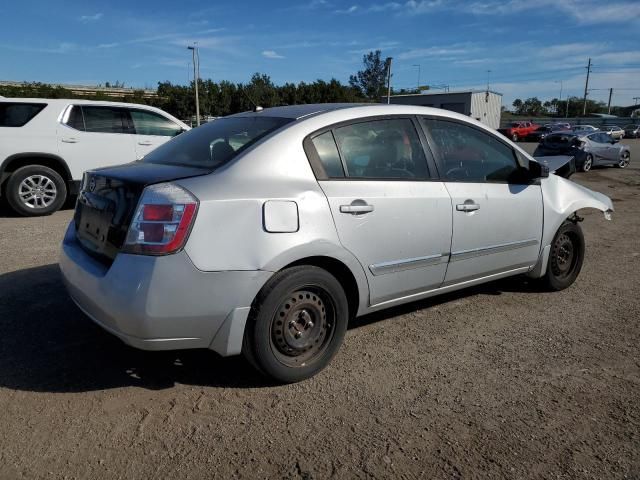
(529, 161, 549, 179)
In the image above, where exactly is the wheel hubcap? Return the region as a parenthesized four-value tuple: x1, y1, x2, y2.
(271, 289, 334, 366)
(18, 175, 57, 209)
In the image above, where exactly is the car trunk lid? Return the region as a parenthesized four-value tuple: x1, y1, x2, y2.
(74, 162, 209, 264)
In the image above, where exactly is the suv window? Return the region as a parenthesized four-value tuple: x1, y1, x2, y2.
(130, 110, 182, 137)
(332, 118, 429, 179)
(82, 106, 130, 134)
(65, 105, 85, 131)
(0, 103, 46, 127)
(424, 118, 520, 182)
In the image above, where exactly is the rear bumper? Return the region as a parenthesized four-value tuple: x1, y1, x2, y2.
(59, 221, 271, 355)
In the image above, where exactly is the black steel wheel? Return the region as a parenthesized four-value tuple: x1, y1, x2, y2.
(243, 266, 349, 383)
(541, 220, 585, 291)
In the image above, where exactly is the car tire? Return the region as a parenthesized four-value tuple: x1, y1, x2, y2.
(6, 165, 67, 217)
(582, 154, 593, 172)
(616, 151, 630, 168)
(540, 220, 585, 291)
(511, 133, 519, 142)
(242, 266, 349, 383)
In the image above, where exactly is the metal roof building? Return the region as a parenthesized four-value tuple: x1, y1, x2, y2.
(387, 90, 503, 129)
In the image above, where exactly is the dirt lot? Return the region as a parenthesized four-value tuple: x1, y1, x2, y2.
(0, 140, 639, 479)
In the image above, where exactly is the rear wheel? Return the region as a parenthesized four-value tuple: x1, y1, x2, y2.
(242, 266, 349, 383)
(6, 165, 67, 217)
(582, 154, 593, 172)
(540, 221, 585, 291)
(617, 151, 630, 168)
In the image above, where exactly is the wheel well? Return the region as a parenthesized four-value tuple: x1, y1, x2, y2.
(284, 256, 360, 319)
(0, 155, 72, 194)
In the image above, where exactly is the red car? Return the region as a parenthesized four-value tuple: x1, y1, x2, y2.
(498, 121, 539, 142)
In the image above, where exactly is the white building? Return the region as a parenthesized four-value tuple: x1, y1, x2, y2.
(388, 90, 503, 129)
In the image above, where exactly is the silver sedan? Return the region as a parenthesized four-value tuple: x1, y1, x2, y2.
(59, 104, 613, 382)
(578, 131, 631, 171)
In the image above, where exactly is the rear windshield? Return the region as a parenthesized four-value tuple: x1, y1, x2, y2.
(142, 116, 292, 169)
(544, 134, 577, 145)
(0, 103, 46, 127)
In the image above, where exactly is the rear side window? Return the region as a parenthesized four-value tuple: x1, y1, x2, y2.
(0, 103, 46, 127)
(424, 118, 519, 182)
(130, 110, 182, 137)
(142, 116, 292, 169)
(82, 106, 130, 134)
(310, 131, 344, 177)
(332, 118, 429, 179)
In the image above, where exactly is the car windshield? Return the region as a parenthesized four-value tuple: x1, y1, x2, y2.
(142, 116, 292, 169)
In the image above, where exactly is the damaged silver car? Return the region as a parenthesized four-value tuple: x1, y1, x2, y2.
(60, 104, 613, 382)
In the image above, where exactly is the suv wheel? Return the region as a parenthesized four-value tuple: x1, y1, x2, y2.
(243, 266, 349, 383)
(6, 165, 67, 217)
(540, 220, 585, 291)
(582, 154, 593, 172)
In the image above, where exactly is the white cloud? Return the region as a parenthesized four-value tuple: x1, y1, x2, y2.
(262, 50, 285, 59)
(398, 45, 473, 60)
(79, 13, 103, 22)
(335, 5, 358, 13)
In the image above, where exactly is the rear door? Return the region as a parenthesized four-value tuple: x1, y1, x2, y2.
(128, 109, 184, 160)
(307, 117, 452, 306)
(421, 117, 543, 285)
(58, 105, 137, 180)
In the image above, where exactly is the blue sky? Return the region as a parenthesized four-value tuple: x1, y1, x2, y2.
(2, 0, 640, 108)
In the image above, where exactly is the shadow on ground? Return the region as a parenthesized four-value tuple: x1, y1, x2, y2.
(0, 263, 542, 393)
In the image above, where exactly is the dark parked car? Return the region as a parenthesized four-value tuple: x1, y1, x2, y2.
(533, 133, 587, 172)
(623, 124, 640, 138)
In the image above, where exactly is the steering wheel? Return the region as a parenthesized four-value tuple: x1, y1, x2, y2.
(445, 167, 469, 180)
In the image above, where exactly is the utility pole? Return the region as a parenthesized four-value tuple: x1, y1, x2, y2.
(187, 44, 200, 126)
(633, 97, 640, 105)
(486, 69, 491, 91)
(582, 58, 591, 117)
(412, 64, 421, 91)
(555, 80, 563, 116)
(386, 57, 393, 104)
(607, 88, 613, 115)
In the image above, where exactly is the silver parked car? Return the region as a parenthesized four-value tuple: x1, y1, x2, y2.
(578, 131, 631, 171)
(59, 104, 613, 382)
(601, 125, 625, 139)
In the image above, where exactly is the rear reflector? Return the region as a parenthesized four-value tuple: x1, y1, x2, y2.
(124, 183, 198, 255)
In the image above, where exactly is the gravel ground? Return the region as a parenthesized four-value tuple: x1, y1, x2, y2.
(0, 140, 639, 479)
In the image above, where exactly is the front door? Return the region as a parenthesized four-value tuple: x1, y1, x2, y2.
(308, 117, 452, 305)
(421, 117, 543, 285)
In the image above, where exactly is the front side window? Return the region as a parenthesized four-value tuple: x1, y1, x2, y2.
(130, 110, 182, 137)
(424, 118, 520, 182)
(82, 106, 129, 134)
(0, 103, 46, 127)
(332, 118, 429, 179)
(142, 116, 292, 169)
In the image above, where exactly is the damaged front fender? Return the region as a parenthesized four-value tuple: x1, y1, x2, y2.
(528, 174, 613, 278)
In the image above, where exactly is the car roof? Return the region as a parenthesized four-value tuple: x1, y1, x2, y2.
(229, 103, 375, 120)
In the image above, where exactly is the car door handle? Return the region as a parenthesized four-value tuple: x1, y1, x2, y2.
(138, 141, 153, 146)
(456, 201, 480, 212)
(61, 137, 78, 143)
(340, 202, 374, 214)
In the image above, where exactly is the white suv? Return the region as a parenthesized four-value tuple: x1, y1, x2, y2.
(0, 98, 189, 216)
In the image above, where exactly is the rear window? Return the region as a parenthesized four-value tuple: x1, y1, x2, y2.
(142, 116, 292, 169)
(0, 103, 46, 127)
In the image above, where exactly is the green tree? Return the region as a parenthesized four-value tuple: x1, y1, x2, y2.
(349, 50, 389, 100)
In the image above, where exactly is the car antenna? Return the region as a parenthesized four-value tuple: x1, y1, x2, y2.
(241, 87, 263, 112)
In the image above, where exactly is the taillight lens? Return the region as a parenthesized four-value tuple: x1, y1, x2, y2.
(124, 183, 198, 255)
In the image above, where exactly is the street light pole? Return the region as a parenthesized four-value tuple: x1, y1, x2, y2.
(555, 80, 563, 116)
(386, 57, 393, 104)
(412, 64, 421, 91)
(187, 44, 200, 126)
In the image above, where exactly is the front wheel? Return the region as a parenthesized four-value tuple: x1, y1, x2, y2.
(242, 266, 349, 383)
(617, 151, 630, 168)
(540, 221, 585, 291)
(5, 165, 67, 217)
(511, 133, 519, 142)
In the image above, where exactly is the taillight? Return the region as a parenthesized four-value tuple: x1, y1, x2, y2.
(124, 183, 198, 255)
